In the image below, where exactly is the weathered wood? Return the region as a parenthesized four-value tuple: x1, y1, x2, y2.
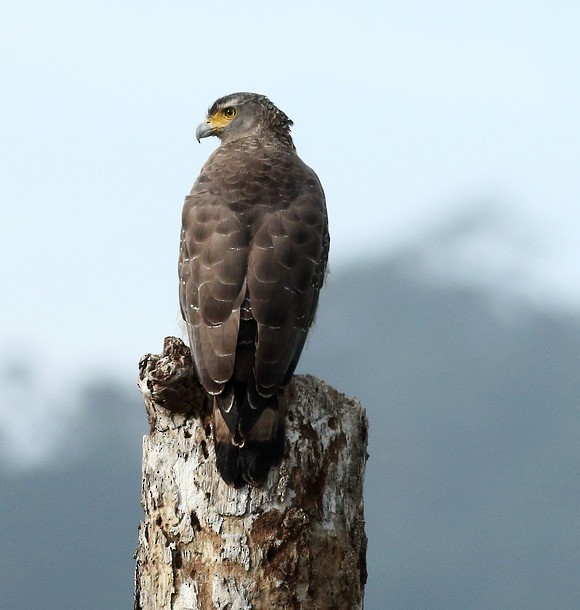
(135, 337, 368, 610)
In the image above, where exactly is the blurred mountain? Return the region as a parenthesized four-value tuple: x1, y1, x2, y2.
(0, 380, 146, 610)
(300, 253, 580, 609)
(1, 240, 579, 609)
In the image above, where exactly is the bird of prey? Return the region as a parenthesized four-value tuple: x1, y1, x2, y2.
(178, 92, 329, 487)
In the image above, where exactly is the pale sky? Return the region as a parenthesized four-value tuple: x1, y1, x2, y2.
(2, 0, 580, 381)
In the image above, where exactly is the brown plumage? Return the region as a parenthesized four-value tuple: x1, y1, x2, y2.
(178, 93, 329, 487)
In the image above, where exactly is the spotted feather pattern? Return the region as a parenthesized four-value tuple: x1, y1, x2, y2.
(178, 93, 329, 486)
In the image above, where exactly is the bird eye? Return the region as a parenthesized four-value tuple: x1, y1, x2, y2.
(223, 107, 236, 119)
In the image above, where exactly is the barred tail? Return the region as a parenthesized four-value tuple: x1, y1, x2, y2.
(213, 385, 285, 487)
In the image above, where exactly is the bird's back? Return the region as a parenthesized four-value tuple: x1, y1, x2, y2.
(179, 95, 329, 486)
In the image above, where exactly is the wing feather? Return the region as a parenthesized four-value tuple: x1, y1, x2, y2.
(179, 194, 248, 394)
(248, 186, 328, 396)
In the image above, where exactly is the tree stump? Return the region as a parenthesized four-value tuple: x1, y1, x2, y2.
(135, 337, 368, 610)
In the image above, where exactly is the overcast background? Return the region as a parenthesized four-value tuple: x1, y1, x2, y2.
(1, 1, 579, 608)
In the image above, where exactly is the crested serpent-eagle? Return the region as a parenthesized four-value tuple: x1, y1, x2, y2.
(178, 92, 329, 487)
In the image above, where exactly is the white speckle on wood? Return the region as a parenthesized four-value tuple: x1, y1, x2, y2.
(211, 575, 252, 610)
(135, 337, 367, 610)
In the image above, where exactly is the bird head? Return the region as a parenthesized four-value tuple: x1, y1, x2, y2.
(195, 92, 294, 146)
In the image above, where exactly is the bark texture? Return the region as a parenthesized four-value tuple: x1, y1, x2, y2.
(135, 337, 368, 610)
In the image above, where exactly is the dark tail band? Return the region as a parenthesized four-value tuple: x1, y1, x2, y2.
(213, 388, 285, 487)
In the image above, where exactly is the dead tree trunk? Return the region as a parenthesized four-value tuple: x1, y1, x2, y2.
(134, 337, 368, 610)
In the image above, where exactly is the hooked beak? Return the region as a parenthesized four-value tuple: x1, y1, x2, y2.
(195, 120, 215, 142)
